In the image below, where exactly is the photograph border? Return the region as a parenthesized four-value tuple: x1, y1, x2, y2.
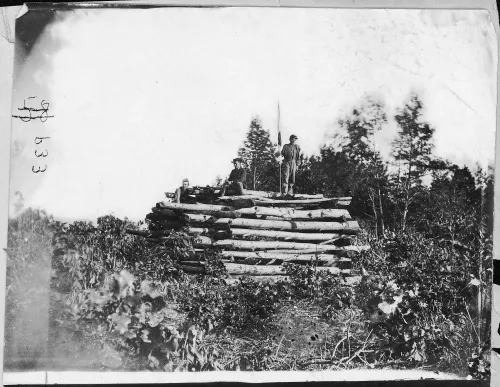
(1, 0, 498, 385)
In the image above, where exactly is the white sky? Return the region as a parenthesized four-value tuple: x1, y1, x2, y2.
(10, 7, 497, 222)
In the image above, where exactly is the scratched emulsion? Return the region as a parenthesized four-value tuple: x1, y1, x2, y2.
(5, 8, 63, 370)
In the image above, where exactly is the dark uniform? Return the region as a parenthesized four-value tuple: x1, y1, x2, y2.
(220, 158, 247, 196)
(225, 168, 247, 195)
(228, 168, 247, 186)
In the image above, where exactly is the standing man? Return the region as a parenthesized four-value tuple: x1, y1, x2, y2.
(219, 158, 247, 196)
(281, 134, 300, 196)
(174, 178, 192, 203)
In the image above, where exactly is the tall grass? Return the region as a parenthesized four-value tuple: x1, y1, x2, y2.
(5, 209, 54, 370)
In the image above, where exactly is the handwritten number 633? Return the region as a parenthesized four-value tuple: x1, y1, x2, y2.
(32, 136, 50, 173)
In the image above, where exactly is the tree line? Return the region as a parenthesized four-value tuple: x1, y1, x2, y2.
(232, 94, 494, 361)
(233, 93, 494, 242)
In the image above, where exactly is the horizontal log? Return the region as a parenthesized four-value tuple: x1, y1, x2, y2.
(192, 251, 350, 268)
(222, 263, 349, 276)
(220, 250, 349, 261)
(220, 252, 351, 267)
(185, 215, 359, 233)
(181, 210, 352, 223)
(209, 240, 369, 256)
(187, 210, 241, 219)
(182, 213, 217, 224)
(244, 190, 324, 199)
(225, 276, 289, 284)
(246, 247, 369, 255)
(212, 218, 360, 233)
(235, 207, 352, 220)
(158, 202, 235, 212)
(253, 197, 351, 207)
(219, 195, 274, 201)
(180, 258, 349, 268)
(156, 205, 241, 219)
(179, 259, 236, 265)
(218, 198, 257, 209)
(188, 227, 344, 242)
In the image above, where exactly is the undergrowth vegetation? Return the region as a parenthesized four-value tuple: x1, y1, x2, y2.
(4, 208, 492, 378)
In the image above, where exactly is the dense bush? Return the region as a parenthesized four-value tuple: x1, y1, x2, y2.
(354, 230, 490, 373)
(73, 270, 223, 371)
(281, 263, 354, 319)
(51, 216, 203, 298)
(220, 278, 281, 331)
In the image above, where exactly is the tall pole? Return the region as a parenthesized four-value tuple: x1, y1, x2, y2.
(278, 101, 282, 195)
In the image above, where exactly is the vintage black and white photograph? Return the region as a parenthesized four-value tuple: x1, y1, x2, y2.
(3, 2, 497, 382)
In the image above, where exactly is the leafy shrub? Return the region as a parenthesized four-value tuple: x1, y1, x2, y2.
(281, 263, 354, 319)
(75, 270, 222, 371)
(183, 279, 223, 330)
(202, 248, 228, 278)
(355, 230, 488, 372)
(220, 278, 281, 331)
(183, 277, 281, 334)
(52, 216, 200, 297)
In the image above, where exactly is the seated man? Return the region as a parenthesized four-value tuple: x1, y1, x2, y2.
(219, 158, 247, 196)
(174, 178, 192, 203)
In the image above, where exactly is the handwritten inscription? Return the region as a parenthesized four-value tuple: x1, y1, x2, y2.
(12, 96, 54, 122)
(13, 97, 53, 173)
(32, 137, 50, 173)
(35, 136, 51, 145)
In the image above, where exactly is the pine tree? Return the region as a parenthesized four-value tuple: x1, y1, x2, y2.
(391, 94, 435, 231)
(339, 97, 389, 238)
(238, 117, 277, 191)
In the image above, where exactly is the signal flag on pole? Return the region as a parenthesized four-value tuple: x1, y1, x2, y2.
(277, 102, 282, 147)
(277, 101, 282, 194)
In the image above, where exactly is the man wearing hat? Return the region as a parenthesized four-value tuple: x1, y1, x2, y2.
(219, 158, 247, 197)
(281, 134, 301, 196)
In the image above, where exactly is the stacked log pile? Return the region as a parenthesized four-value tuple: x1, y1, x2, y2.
(129, 188, 368, 282)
